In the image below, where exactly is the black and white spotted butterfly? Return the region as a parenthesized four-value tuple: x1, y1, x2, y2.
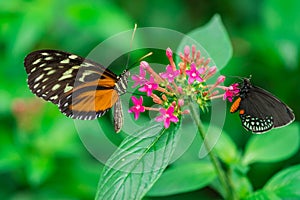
(24, 49, 129, 133)
(230, 78, 295, 133)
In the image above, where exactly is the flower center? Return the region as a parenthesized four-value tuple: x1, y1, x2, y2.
(192, 72, 197, 77)
(136, 105, 140, 109)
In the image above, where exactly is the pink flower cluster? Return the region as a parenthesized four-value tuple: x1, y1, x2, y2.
(128, 45, 240, 129)
(223, 83, 239, 102)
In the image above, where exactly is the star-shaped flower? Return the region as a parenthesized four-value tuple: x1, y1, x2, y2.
(138, 76, 158, 96)
(155, 106, 179, 128)
(128, 96, 145, 120)
(185, 63, 204, 84)
(132, 66, 146, 88)
(160, 65, 180, 83)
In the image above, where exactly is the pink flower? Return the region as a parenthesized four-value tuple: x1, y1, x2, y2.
(217, 75, 225, 84)
(128, 96, 145, 120)
(132, 66, 146, 88)
(138, 76, 158, 96)
(185, 63, 204, 84)
(140, 61, 150, 70)
(166, 48, 176, 71)
(160, 65, 180, 82)
(178, 99, 184, 107)
(166, 48, 173, 59)
(184, 46, 190, 57)
(155, 106, 179, 128)
(209, 66, 217, 74)
(223, 83, 240, 102)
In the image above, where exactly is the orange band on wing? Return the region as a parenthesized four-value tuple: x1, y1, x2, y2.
(69, 89, 118, 112)
(230, 97, 241, 113)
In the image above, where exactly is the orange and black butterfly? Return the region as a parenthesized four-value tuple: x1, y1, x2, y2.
(24, 49, 129, 133)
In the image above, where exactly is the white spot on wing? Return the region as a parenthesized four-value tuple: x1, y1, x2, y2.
(60, 58, 70, 64)
(69, 55, 78, 59)
(45, 57, 53, 60)
(33, 83, 39, 89)
(50, 95, 58, 100)
(44, 67, 52, 71)
(39, 63, 46, 67)
(47, 70, 56, 75)
(64, 68, 73, 75)
(79, 76, 85, 82)
(52, 84, 60, 91)
(58, 74, 73, 81)
(30, 67, 37, 73)
(81, 63, 92, 67)
(33, 58, 42, 65)
(64, 85, 73, 93)
(35, 74, 44, 82)
(78, 70, 94, 82)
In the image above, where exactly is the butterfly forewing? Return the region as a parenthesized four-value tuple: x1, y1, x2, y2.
(248, 86, 294, 127)
(24, 49, 120, 120)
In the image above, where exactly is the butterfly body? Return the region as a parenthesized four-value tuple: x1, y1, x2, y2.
(230, 78, 295, 133)
(24, 49, 129, 132)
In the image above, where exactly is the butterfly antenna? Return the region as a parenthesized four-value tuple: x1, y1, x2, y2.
(129, 52, 153, 69)
(125, 24, 138, 70)
(227, 75, 244, 81)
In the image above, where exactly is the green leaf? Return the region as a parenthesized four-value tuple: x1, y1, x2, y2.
(25, 154, 54, 187)
(96, 121, 181, 200)
(229, 166, 253, 199)
(147, 161, 216, 196)
(242, 123, 299, 165)
(264, 164, 300, 198)
(245, 190, 281, 200)
(0, 144, 22, 172)
(177, 14, 232, 69)
(214, 131, 239, 164)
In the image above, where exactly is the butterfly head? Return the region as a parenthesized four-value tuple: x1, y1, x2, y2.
(239, 78, 253, 99)
(121, 70, 130, 79)
(242, 78, 252, 87)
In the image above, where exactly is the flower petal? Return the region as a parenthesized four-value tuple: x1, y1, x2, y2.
(164, 119, 171, 128)
(169, 115, 179, 123)
(131, 96, 139, 105)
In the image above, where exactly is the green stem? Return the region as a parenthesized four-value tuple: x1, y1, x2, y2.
(188, 102, 235, 200)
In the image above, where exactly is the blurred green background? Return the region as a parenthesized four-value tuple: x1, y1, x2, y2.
(1, 0, 299, 199)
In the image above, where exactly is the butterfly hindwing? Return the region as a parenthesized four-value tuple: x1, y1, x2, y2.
(239, 89, 275, 133)
(24, 49, 120, 120)
(113, 98, 123, 133)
